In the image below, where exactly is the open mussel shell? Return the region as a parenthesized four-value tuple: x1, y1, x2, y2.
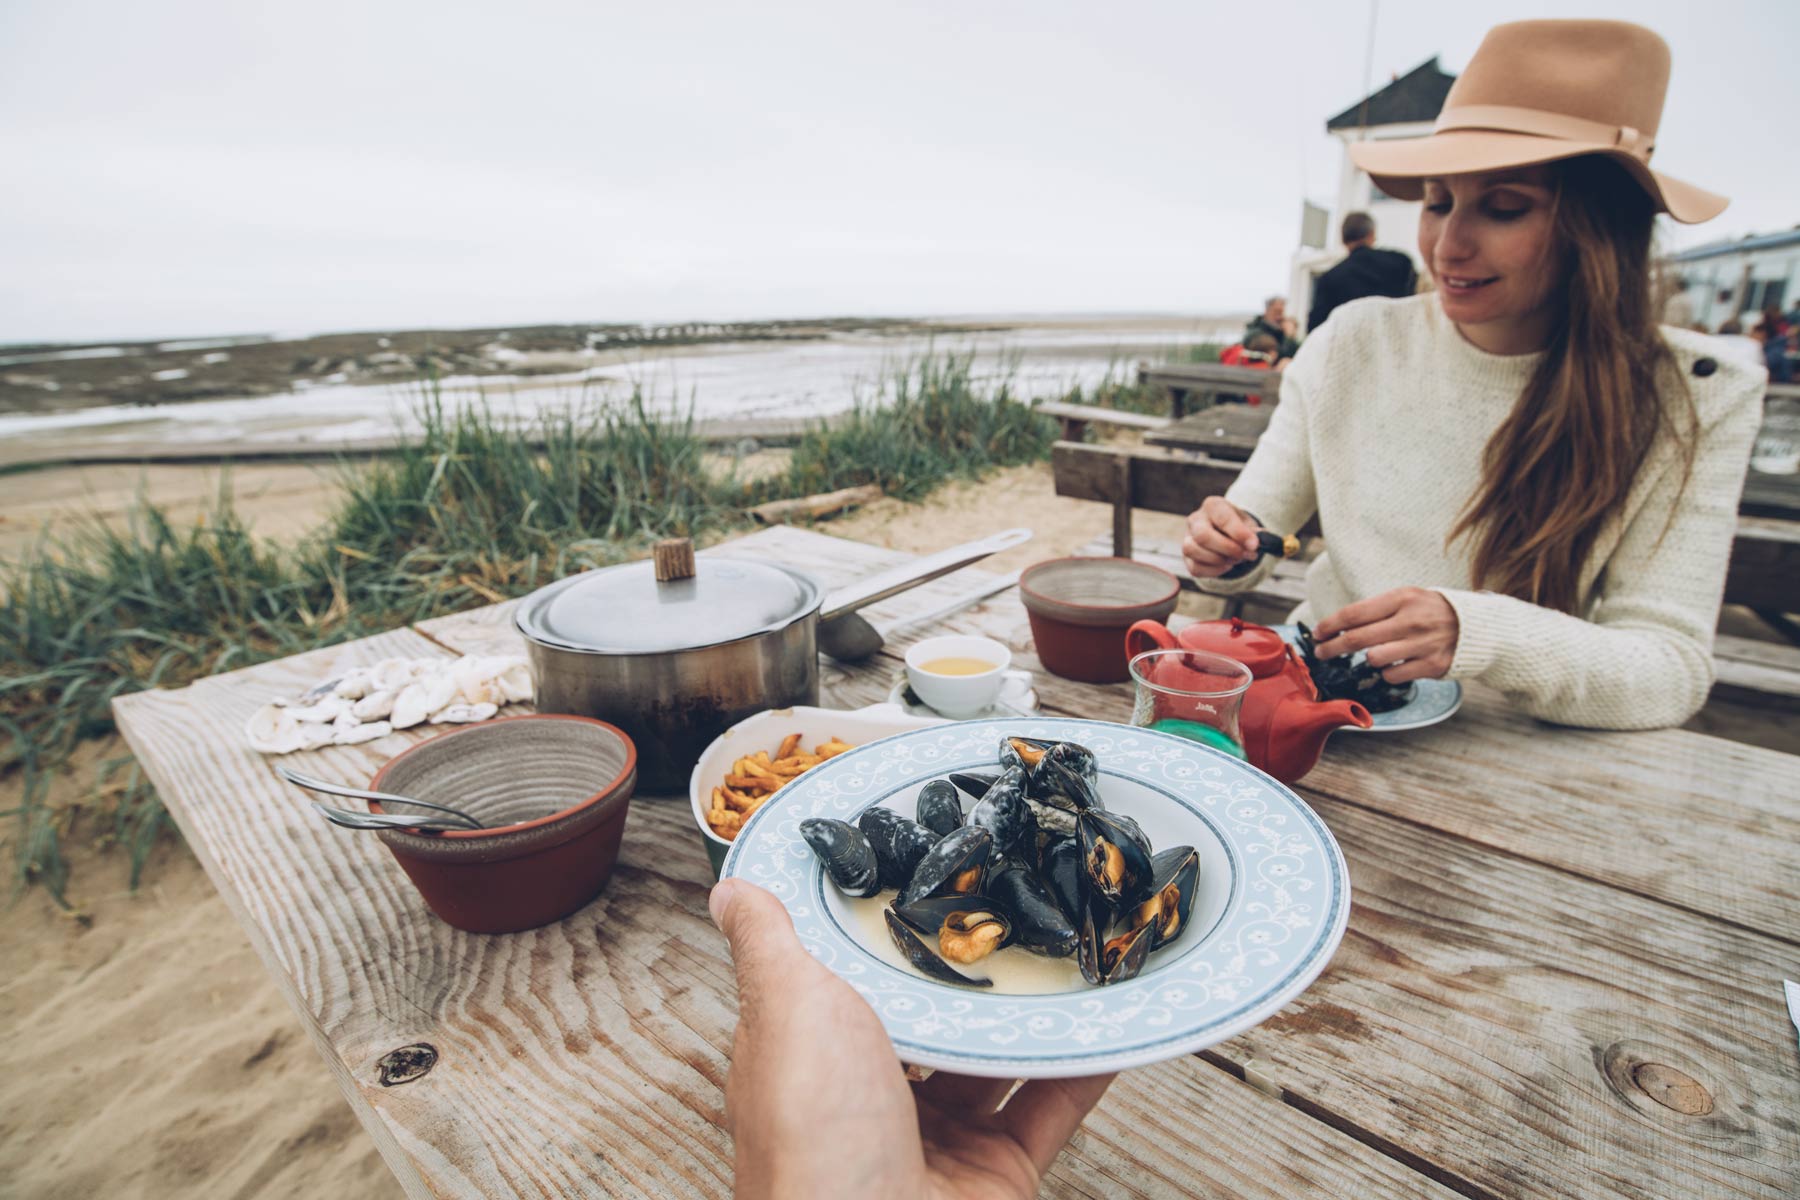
(1077, 900, 1155, 985)
(885, 909, 993, 989)
(998, 735, 1055, 775)
(1039, 835, 1084, 924)
(858, 807, 940, 891)
(1032, 755, 1105, 814)
(1023, 796, 1077, 838)
(1128, 845, 1200, 950)
(948, 771, 999, 802)
(915, 779, 964, 838)
(1077, 809, 1155, 910)
(799, 818, 881, 899)
(892, 896, 1016, 958)
(897, 825, 992, 907)
(986, 865, 1079, 958)
(968, 766, 1034, 864)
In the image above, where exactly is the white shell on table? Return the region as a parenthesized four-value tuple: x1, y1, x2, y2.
(245, 704, 306, 755)
(430, 702, 499, 725)
(297, 722, 336, 750)
(351, 689, 398, 721)
(492, 658, 534, 703)
(372, 658, 421, 693)
(331, 720, 392, 745)
(287, 696, 349, 724)
(333, 669, 374, 699)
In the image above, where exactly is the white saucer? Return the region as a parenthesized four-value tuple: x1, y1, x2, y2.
(886, 669, 1040, 719)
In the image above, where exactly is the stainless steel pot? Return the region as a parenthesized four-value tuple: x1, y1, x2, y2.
(515, 530, 1030, 792)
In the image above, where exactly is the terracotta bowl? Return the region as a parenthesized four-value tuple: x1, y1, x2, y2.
(369, 715, 637, 934)
(1020, 557, 1182, 683)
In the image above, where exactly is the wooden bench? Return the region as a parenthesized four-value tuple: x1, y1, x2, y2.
(1050, 439, 1800, 704)
(1136, 362, 1281, 417)
(1033, 401, 1168, 443)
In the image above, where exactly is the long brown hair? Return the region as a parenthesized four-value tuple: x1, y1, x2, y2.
(1448, 155, 1697, 614)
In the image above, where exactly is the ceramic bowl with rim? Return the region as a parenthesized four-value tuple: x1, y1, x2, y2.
(1020, 557, 1181, 683)
(370, 715, 637, 934)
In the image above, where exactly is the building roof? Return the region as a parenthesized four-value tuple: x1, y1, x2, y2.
(1668, 227, 1800, 263)
(1326, 57, 1457, 132)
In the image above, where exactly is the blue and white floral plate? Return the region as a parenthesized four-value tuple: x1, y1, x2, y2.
(1270, 624, 1463, 733)
(720, 717, 1350, 1079)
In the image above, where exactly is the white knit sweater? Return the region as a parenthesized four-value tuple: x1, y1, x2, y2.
(1198, 294, 1765, 729)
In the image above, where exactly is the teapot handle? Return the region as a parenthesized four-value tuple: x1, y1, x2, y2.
(1124, 620, 1178, 660)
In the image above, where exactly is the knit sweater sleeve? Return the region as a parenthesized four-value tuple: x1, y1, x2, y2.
(1435, 366, 1763, 729)
(1193, 324, 1327, 596)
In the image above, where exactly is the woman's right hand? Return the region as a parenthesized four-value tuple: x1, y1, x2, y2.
(1181, 496, 1261, 578)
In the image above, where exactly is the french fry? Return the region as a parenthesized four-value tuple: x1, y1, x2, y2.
(817, 739, 852, 758)
(710, 733, 855, 840)
(776, 732, 803, 760)
(739, 758, 782, 783)
(725, 773, 773, 792)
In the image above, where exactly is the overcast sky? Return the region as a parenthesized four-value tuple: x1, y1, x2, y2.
(2, 0, 1795, 342)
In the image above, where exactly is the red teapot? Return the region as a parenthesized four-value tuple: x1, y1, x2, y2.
(1125, 617, 1371, 783)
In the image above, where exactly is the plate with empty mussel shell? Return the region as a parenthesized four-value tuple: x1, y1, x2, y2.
(720, 718, 1349, 1078)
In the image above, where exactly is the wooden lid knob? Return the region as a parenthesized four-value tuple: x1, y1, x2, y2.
(652, 537, 697, 583)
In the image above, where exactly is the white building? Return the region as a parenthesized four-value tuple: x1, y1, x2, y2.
(1667, 229, 1800, 332)
(1289, 58, 1454, 326)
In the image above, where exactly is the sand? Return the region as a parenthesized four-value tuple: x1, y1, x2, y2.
(1, 451, 1794, 1197)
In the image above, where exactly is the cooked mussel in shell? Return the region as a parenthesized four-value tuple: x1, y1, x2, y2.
(968, 766, 1035, 864)
(800, 818, 881, 898)
(1038, 835, 1084, 924)
(915, 779, 965, 838)
(1127, 846, 1199, 950)
(858, 807, 940, 891)
(999, 735, 1056, 774)
(1077, 809, 1154, 910)
(986, 865, 1078, 958)
(1077, 899, 1155, 985)
(892, 895, 1016, 963)
(885, 909, 994, 988)
(948, 771, 999, 802)
(897, 824, 993, 907)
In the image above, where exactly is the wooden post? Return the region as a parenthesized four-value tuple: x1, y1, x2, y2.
(1112, 454, 1134, 559)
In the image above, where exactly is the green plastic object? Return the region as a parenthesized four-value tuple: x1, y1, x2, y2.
(1148, 718, 1245, 759)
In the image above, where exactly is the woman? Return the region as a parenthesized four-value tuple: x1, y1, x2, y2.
(1184, 20, 1766, 730)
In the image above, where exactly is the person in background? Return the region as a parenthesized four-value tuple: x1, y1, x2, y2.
(1306, 212, 1419, 331)
(1180, 19, 1766, 732)
(1761, 306, 1794, 383)
(1245, 296, 1300, 360)
(1217, 331, 1283, 404)
(1714, 315, 1763, 367)
(708, 878, 1114, 1198)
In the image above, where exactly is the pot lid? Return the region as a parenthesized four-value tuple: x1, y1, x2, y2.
(1178, 617, 1290, 678)
(515, 538, 822, 654)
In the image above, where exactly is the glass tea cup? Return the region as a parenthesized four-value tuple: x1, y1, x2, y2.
(1127, 648, 1253, 759)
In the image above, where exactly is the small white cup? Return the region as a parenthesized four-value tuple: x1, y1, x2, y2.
(904, 635, 1011, 718)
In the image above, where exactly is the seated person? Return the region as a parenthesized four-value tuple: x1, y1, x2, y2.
(1217, 332, 1281, 404)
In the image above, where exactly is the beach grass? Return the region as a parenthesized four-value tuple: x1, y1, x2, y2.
(0, 347, 1216, 902)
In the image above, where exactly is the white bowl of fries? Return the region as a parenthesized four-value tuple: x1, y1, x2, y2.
(689, 703, 945, 876)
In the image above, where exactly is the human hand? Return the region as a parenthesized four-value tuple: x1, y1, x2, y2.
(710, 879, 1115, 1200)
(1181, 496, 1261, 578)
(1312, 587, 1459, 683)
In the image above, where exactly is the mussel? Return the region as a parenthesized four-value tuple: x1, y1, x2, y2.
(1076, 900, 1154, 985)
(1077, 809, 1154, 910)
(898, 825, 993, 907)
(858, 807, 939, 891)
(915, 779, 964, 838)
(998, 736, 1055, 775)
(800, 818, 881, 898)
(885, 909, 993, 988)
(1127, 846, 1200, 950)
(1038, 835, 1084, 924)
(948, 771, 999, 802)
(986, 865, 1078, 957)
(968, 766, 1034, 864)
(893, 895, 1016, 961)
(1031, 741, 1100, 810)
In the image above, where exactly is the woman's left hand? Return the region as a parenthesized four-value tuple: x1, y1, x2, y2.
(1313, 588, 1460, 683)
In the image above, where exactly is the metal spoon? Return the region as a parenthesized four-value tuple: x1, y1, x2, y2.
(277, 766, 486, 829)
(308, 801, 477, 834)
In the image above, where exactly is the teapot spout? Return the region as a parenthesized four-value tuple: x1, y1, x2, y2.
(1125, 619, 1179, 659)
(1305, 698, 1373, 739)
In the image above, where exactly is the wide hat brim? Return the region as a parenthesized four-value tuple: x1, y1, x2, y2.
(1348, 131, 1727, 224)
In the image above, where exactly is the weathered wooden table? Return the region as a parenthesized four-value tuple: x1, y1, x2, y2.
(1142, 405, 1275, 461)
(114, 526, 1800, 1199)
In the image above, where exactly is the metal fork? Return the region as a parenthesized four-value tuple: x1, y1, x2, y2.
(277, 765, 486, 829)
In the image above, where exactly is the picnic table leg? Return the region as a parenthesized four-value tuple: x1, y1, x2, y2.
(1755, 608, 1800, 647)
(1113, 455, 1133, 559)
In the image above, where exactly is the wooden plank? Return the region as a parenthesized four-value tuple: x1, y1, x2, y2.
(1212, 795, 1800, 1200)
(1035, 401, 1168, 430)
(1738, 470, 1800, 522)
(879, 585, 1800, 936)
(1725, 516, 1800, 613)
(112, 530, 1473, 1200)
(1711, 632, 1800, 709)
(1052, 440, 1245, 517)
(1143, 405, 1274, 461)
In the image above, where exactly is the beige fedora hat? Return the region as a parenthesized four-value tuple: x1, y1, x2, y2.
(1349, 20, 1726, 223)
